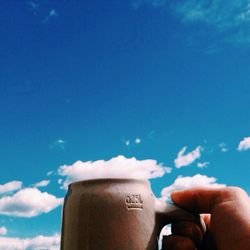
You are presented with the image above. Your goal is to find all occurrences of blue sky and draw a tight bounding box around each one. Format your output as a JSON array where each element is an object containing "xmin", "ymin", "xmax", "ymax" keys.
[{"xmin": 1, "ymin": 0, "xmax": 250, "ymax": 248}]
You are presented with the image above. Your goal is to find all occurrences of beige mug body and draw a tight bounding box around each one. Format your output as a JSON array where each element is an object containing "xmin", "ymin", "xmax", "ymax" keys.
[{"xmin": 60, "ymin": 178, "xmax": 204, "ymax": 250}]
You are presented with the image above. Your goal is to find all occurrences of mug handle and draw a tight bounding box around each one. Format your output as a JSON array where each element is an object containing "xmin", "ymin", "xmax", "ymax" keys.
[{"xmin": 155, "ymin": 198, "xmax": 206, "ymax": 235}]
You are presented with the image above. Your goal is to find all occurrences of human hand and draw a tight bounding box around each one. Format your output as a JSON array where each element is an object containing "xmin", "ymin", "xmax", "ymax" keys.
[{"xmin": 162, "ymin": 187, "xmax": 250, "ymax": 250}]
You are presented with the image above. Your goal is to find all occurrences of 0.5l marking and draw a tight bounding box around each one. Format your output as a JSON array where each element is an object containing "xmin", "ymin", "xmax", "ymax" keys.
[{"xmin": 125, "ymin": 194, "xmax": 143, "ymax": 209}]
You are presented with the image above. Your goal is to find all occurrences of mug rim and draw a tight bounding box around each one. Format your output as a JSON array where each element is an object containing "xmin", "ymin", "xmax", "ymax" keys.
[{"xmin": 68, "ymin": 178, "xmax": 150, "ymax": 189}]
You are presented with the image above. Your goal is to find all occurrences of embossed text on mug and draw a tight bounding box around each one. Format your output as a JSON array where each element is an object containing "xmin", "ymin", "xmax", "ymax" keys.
[{"xmin": 125, "ymin": 194, "xmax": 143, "ymax": 210}]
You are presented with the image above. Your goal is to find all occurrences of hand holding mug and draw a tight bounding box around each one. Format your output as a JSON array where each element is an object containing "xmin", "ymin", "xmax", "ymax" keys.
[
  {"xmin": 61, "ymin": 179, "xmax": 206, "ymax": 250},
  {"xmin": 162, "ymin": 187, "xmax": 250, "ymax": 250}
]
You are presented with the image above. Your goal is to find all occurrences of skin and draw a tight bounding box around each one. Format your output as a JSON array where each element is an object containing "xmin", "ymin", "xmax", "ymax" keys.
[{"xmin": 162, "ymin": 187, "xmax": 250, "ymax": 250}]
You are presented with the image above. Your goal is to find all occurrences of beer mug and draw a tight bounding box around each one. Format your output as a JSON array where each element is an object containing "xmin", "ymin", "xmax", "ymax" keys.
[{"xmin": 61, "ymin": 178, "xmax": 205, "ymax": 250}]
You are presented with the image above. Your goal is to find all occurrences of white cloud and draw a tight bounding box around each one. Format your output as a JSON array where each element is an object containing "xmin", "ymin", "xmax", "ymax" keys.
[
  {"xmin": 43, "ymin": 9, "xmax": 58, "ymax": 23},
  {"xmin": 219, "ymin": 142, "xmax": 229, "ymax": 152},
  {"xmin": 46, "ymin": 171, "xmax": 54, "ymax": 176},
  {"xmin": 161, "ymin": 174, "xmax": 225, "ymax": 199},
  {"xmin": 32, "ymin": 180, "xmax": 50, "ymax": 188},
  {"xmin": 58, "ymin": 179, "xmax": 63, "ymax": 185},
  {"xmin": 49, "ymin": 9, "xmax": 57, "ymax": 17},
  {"xmin": 184, "ymin": 1, "xmax": 250, "ymax": 44},
  {"xmin": 0, "ymin": 188, "xmax": 63, "ymax": 218},
  {"xmin": 49, "ymin": 139, "xmax": 67, "ymax": 150},
  {"xmin": 0, "ymin": 181, "xmax": 22, "ymax": 194},
  {"xmin": 174, "ymin": 1, "xmax": 250, "ymax": 28},
  {"xmin": 125, "ymin": 140, "xmax": 130, "ymax": 146},
  {"xmin": 164, "ymin": 166, "xmax": 172, "ymax": 174},
  {"xmin": 27, "ymin": 1, "xmax": 39, "ymax": 11},
  {"xmin": 133, "ymin": 0, "xmax": 250, "ymax": 44},
  {"xmin": 58, "ymin": 155, "xmax": 171, "ymax": 189},
  {"xmin": 237, "ymin": 137, "xmax": 250, "ymax": 151},
  {"xmin": 135, "ymin": 138, "xmax": 141, "ymax": 144},
  {"xmin": 0, "ymin": 233, "xmax": 60, "ymax": 250},
  {"xmin": 197, "ymin": 161, "xmax": 209, "ymax": 168},
  {"xmin": 0, "ymin": 227, "xmax": 7, "ymax": 236},
  {"xmin": 174, "ymin": 146, "xmax": 202, "ymax": 168},
  {"xmin": 123, "ymin": 138, "xmax": 141, "ymax": 146}
]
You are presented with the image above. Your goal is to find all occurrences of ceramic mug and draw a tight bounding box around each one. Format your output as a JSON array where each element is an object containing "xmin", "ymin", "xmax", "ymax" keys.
[{"xmin": 60, "ymin": 178, "xmax": 205, "ymax": 250}]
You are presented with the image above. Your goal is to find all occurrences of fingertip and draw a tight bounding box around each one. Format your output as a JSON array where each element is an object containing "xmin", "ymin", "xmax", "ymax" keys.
[
  {"xmin": 170, "ymin": 189, "xmax": 195, "ymax": 209},
  {"xmin": 170, "ymin": 190, "xmax": 182, "ymax": 203}
]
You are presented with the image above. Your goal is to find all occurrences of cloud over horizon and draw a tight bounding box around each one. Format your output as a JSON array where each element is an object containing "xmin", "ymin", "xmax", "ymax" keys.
[
  {"xmin": 58, "ymin": 155, "xmax": 172, "ymax": 189},
  {"xmin": 0, "ymin": 188, "xmax": 63, "ymax": 218},
  {"xmin": 0, "ymin": 233, "xmax": 60, "ymax": 250}
]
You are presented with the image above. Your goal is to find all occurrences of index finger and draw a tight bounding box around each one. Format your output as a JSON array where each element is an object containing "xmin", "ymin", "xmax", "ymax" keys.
[{"xmin": 171, "ymin": 186, "xmax": 249, "ymax": 214}]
